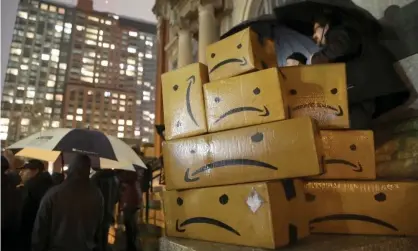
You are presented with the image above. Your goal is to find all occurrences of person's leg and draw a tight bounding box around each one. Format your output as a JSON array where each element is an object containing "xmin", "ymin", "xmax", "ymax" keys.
[
  {"xmin": 349, "ymin": 101, "xmax": 376, "ymax": 129},
  {"xmin": 124, "ymin": 208, "xmax": 138, "ymax": 251}
]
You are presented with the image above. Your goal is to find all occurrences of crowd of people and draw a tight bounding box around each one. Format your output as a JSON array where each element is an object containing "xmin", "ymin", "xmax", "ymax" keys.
[{"xmin": 1, "ymin": 151, "xmax": 147, "ymax": 251}]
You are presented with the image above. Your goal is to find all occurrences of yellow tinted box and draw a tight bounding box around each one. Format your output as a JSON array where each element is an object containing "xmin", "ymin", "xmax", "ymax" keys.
[
  {"xmin": 163, "ymin": 180, "xmax": 309, "ymax": 249},
  {"xmin": 163, "ymin": 117, "xmax": 323, "ymax": 190},
  {"xmin": 305, "ymin": 181, "xmax": 418, "ymax": 236},
  {"xmin": 281, "ymin": 63, "xmax": 349, "ymax": 129},
  {"xmin": 204, "ymin": 68, "xmax": 288, "ymax": 133},
  {"xmin": 309, "ymin": 130, "xmax": 375, "ymax": 180},
  {"xmin": 206, "ymin": 27, "xmax": 277, "ymax": 81},
  {"xmin": 162, "ymin": 63, "xmax": 208, "ymax": 140}
]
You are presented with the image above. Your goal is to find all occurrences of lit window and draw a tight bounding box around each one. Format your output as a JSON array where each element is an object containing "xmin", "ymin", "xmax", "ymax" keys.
[
  {"xmin": 104, "ymin": 91, "xmax": 111, "ymax": 97},
  {"xmin": 101, "ymin": 60, "xmax": 108, "ymax": 66},
  {"xmin": 137, "ymin": 81, "xmax": 142, "ymax": 86},
  {"xmin": 58, "ymin": 8, "xmax": 65, "ymax": 14},
  {"xmin": 88, "ymin": 90, "xmax": 93, "ymax": 95},
  {"xmin": 120, "ymin": 70, "xmax": 125, "ymax": 75},
  {"xmin": 16, "ymin": 99, "xmax": 24, "ymax": 104},
  {"xmin": 51, "ymin": 49, "xmax": 60, "ymax": 56},
  {"xmin": 99, "ymin": 30, "xmax": 104, "ymax": 35},
  {"xmin": 102, "ymin": 43, "xmax": 109, "ymax": 48},
  {"xmin": 51, "ymin": 56, "xmax": 59, "ymax": 62},
  {"xmin": 51, "ymin": 121, "xmax": 60, "ymax": 128},
  {"xmin": 81, "ymin": 76, "xmax": 93, "ymax": 83},
  {"xmin": 112, "ymin": 93, "xmax": 118, "ymax": 98},
  {"xmin": 120, "ymin": 100, "xmax": 126, "ymax": 106},
  {"xmin": 117, "ymin": 132, "xmax": 124, "ymax": 138},
  {"xmin": 85, "ymin": 40, "xmax": 96, "ymax": 46},
  {"xmin": 105, "ymin": 20, "xmax": 112, "ymax": 25},
  {"xmin": 76, "ymin": 116, "xmax": 82, "ymax": 122},
  {"xmin": 26, "ymin": 90, "xmax": 35, "ymax": 98},
  {"xmin": 41, "ymin": 54, "xmax": 50, "ymax": 61},
  {"xmin": 110, "ymin": 44, "xmax": 115, "ymax": 49},
  {"xmin": 136, "ymin": 100, "xmax": 141, "ymax": 105},
  {"xmin": 149, "ymin": 114, "xmax": 155, "ymax": 119},
  {"xmin": 127, "ymin": 120, "xmax": 133, "ymax": 126},
  {"xmin": 0, "ymin": 118, "xmax": 10, "ymax": 125},
  {"xmin": 118, "ymin": 126, "xmax": 124, "ymax": 132},
  {"xmin": 144, "ymin": 82, "xmax": 151, "ymax": 87},
  {"xmin": 66, "ymin": 115, "xmax": 74, "ymax": 120},
  {"xmin": 21, "ymin": 118, "xmax": 30, "ymax": 125},
  {"xmin": 82, "ymin": 57, "xmax": 94, "ymax": 64},
  {"xmin": 127, "ymin": 47, "xmax": 136, "ymax": 53},
  {"xmin": 126, "ymin": 70, "xmax": 135, "ymax": 77},
  {"xmin": 120, "ymin": 94, "xmax": 126, "ymax": 99},
  {"xmin": 111, "ymin": 119, "xmax": 116, "ymax": 124},
  {"xmin": 138, "ymin": 52, "xmax": 144, "ymax": 58},
  {"xmin": 145, "ymin": 41, "xmax": 153, "ymax": 46},
  {"xmin": 143, "ymin": 96, "xmax": 150, "ymax": 101},
  {"xmin": 145, "ymin": 53, "xmax": 152, "ymax": 59},
  {"xmin": 44, "ymin": 107, "xmax": 52, "ymax": 113},
  {"xmin": 47, "ymin": 80, "xmax": 55, "ymax": 87},
  {"xmin": 86, "ymin": 33, "xmax": 97, "ymax": 40},
  {"xmin": 129, "ymin": 31, "xmax": 138, "ymax": 37},
  {"xmin": 143, "ymin": 91, "xmax": 150, "ymax": 96},
  {"xmin": 76, "ymin": 25, "xmax": 85, "ymax": 31},
  {"xmin": 20, "ymin": 64, "xmax": 29, "ymax": 70},
  {"xmin": 119, "ymin": 107, "xmax": 125, "ymax": 112},
  {"xmin": 140, "ymin": 35, "xmax": 145, "ymax": 40},
  {"xmin": 127, "ymin": 59, "xmax": 135, "ymax": 65},
  {"xmin": 64, "ymin": 23, "xmax": 72, "ymax": 29},
  {"xmin": 55, "ymin": 25, "xmax": 63, "ymax": 32},
  {"xmin": 138, "ymin": 66, "xmax": 143, "ymax": 72},
  {"xmin": 45, "ymin": 93, "xmax": 54, "ymax": 100},
  {"xmin": 11, "ymin": 48, "xmax": 22, "ymax": 55},
  {"xmin": 112, "ymin": 99, "xmax": 117, "ymax": 104},
  {"xmin": 134, "ymin": 130, "xmax": 140, "ymax": 136},
  {"xmin": 142, "ymin": 137, "xmax": 149, "ymax": 143},
  {"xmin": 49, "ymin": 5, "xmax": 57, "ymax": 12},
  {"xmin": 25, "ymin": 99, "xmax": 34, "ymax": 105},
  {"xmin": 18, "ymin": 11, "xmax": 28, "ymax": 19},
  {"xmin": 76, "ymin": 108, "xmax": 83, "ymax": 115},
  {"xmin": 81, "ymin": 68, "xmax": 94, "ymax": 77},
  {"xmin": 55, "ymin": 94, "xmax": 63, "ymax": 101},
  {"xmin": 64, "ymin": 28, "xmax": 72, "ymax": 34},
  {"xmin": 119, "ymin": 63, "xmax": 124, "ymax": 69},
  {"xmin": 59, "ymin": 63, "xmax": 67, "ymax": 69},
  {"xmin": 118, "ymin": 119, "xmax": 125, "ymax": 125},
  {"xmin": 113, "ymin": 15, "xmax": 119, "ymax": 20},
  {"xmin": 40, "ymin": 4, "xmax": 48, "ymax": 10},
  {"xmin": 98, "ymin": 42, "xmax": 102, "ymax": 47},
  {"xmin": 0, "ymin": 133, "xmax": 7, "ymax": 140},
  {"xmin": 88, "ymin": 16, "xmax": 99, "ymax": 22}
]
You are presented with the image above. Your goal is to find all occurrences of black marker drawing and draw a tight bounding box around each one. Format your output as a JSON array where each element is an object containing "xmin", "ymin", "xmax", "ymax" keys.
[
  {"xmin": 291, "ymin": 103, "xmax": 344, "ymax": 117},
  {"xmin": 215, "ymin": 106, "xmax": 270, "ymax": 124},
  {"xmin": 184, "ymin": 159, "xmax": 278, "ymax": 182},
  {"xmin": 185, "ymin": 75, "xmax": 199, "ymax": 127},
  {"xmin": 209, "ymin": 58, "xmax": 248, "ymax": 74},
  {"xmin": 324, "ymin": 159, "xmax": 363, "ymax": 172},
  {"xmin": 176, "ymin": 217, "xmax": 241, "ymax": 236},
  {"xmin": 309, "ymin": 214, "xmax": 398, "ymax": 231}
]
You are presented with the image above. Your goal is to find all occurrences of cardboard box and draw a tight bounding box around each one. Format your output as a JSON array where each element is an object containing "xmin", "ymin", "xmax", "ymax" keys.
[
  {"xmin": 163, "ymin": 180, "xmax": 309, "ymax": 249},
  {"xmin": 281, "ymin": 64, "xmax": 349, "ymax": 129},
  {"xmin": 204, "ymin": 68, "xmax": 288, "ymax": 133},
  {"xmin": 161, "ymin": 63, "xmax": 208, "ymax": 140},
  {"xmin": 304, "ymin": 181, "xmax": 418, "ymax": 236},
  {"xmin": 309, "ymin": 130, "xmax": 376, "ymax": 180},
  {"xmin": 206, "ymin": 28, "xmax": 277, "ymax": 81},
  {"xmin": 163, "ymin": 117, "xmax": 323, "ymax": 190}
]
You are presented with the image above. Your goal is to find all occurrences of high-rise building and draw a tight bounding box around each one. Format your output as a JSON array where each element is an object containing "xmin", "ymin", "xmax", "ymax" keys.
[{"xmin": 1, "ymin": 0, "xmax": 157, "ymax": 145}]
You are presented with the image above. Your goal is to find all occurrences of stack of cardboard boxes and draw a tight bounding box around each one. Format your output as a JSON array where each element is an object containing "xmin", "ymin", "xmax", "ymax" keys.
[{"xmin": 160, "ymin": 28, "xmax": 418, "ymax": 249}]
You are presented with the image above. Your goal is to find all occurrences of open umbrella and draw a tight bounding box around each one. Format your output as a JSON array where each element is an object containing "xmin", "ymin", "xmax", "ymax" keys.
[{"xmin": 7, "ymin": 128, "xmax": 146, "ymax": 171}]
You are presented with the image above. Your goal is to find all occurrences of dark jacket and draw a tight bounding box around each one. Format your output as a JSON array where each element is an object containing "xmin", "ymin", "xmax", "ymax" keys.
[
  {"xmin": 119, "ymin": 171, "xmax": 142, "ymax": 210},
  {"xmin": 90, "ymin": 170, "xmax": 119, "ymax": 224},
  {"xmin": 19, "ymin": 171, "xmax": 53, "ymax": 250},
  {"xmin": 311, "ymin": 26, "xmax": 409, "ymax": 104},
  {"xmin": 31, "ymin": 164, "xmax": 104, "ymax": 251}
]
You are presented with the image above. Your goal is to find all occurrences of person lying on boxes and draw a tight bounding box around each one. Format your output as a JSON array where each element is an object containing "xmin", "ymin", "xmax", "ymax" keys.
[{"xmin": 310, "ymin": 13, "xmax": 410, "ymax": 129}]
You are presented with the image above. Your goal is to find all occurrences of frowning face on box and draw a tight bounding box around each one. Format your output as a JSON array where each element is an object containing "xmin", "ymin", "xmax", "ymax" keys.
[
  {"xmin": 281, "ymin": 64, "xmax": 349, "ymax": 129},
  {"xmin": 204, "ymin": 68, "xmax": 287, "ymax": 132}
]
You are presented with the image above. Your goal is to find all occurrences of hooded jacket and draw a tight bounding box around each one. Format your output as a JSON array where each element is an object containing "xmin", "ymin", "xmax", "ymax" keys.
[{"xmin": 31, "ymin": 155, "xmax": 104, "ymax": 251}]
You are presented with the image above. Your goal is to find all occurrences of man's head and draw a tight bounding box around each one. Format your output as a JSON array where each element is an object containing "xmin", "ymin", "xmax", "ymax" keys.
[
  {"xmin": 312, "ymin": 14, "xmax": 332, "ymax": 46},
  {"xmin": 286, "ymin": 52, "xmax": 308, "ymax": 66},
  {"xmin": 20, "ymin": 159, "xmax": 45, "ymax": 183},
  {"xmin": 67, "ymin": 154, "xmax": 91, "ymax": 179}
]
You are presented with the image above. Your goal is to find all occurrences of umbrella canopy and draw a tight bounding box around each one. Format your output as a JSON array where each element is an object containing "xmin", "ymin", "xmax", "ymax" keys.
[
  {"xmin": 273, "ymin": 0, "xmax": 381, "ymax": 36},
  {"xmin": 7, "ymin": 128, "xmax": 146, "ymax": 171}
]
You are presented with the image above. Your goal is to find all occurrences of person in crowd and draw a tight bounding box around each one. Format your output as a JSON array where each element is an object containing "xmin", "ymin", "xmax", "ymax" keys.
[
  {"xmin": 19, "ymin": 159, "xmax": 53, "ymax": 250},
  {"xmin": 310, "ymin": 13, "xmax": 410, "ymax": 129},
  {"xmin": 286, "ymin": 52, "xmax": 308, "ymax": 66},
  {"xmin": 91, "ymin": 169, "xmax": 120, "ymax": 251},
  {"xmin": 2, "ymin": 156, "xmax": 23, "ymax": 251},
  {"xmin": 118, "ymin": 170, "xmax": 143, "ymax": 251},
  {"xmin": 31, "ymin": 154, "xmax": 104, "ymax": 251}
]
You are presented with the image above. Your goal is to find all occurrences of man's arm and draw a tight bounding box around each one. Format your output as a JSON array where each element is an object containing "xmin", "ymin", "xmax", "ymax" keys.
[
  {"xmin": 311, "ymin": 28, "xmax": 360, "ymax": 64},
  {"xmin": 31, "ymin": 193, "xmax": 52, "ymax": 251}
]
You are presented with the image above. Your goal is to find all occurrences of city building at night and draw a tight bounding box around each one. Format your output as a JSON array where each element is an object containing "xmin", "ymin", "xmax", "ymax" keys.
[{"xmin": 1, "ymin": 0, "xmax": 157, "ymax": 145}]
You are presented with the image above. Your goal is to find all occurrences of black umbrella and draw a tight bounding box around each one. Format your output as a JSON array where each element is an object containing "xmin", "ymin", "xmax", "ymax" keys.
[{"xmin": 273, "ymin": 0, "xmax": 381, "ymax": 36}]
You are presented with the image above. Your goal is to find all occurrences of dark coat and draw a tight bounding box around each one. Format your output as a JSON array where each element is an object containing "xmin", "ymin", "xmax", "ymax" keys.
[
  {"xmin": 19, "ymin": 171, "xmax": 53, "ymax": 250},
  {"xmin": 119, "ymin": 171, "xmax": 142, "ymax": 210},
  {"xmin": 311, "ymin": 26, "xmax": 409, "ymax": 104},
  {"xmin": 31, "ymin": 165, "xmax": 104, "ymax": 251},
  {"xmin": 90, "ymin": 170, "xmax": 119, "ymax": 224}
]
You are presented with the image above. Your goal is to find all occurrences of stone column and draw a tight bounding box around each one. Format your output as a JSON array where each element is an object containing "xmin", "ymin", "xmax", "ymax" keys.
[
  {"xmin": 177, "ymin": 29, "xmax": 193, "ymax": 68},
  {"xmin": 198, "ymin": 4, "xmax": 218, "ymax": 64}
]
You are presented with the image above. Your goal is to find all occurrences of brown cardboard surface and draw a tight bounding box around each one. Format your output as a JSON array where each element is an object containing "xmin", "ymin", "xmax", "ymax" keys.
[
  {"xmin": 204, "ymin": 68, "xmax": 288, "ymax": 133},
  {"xmin": 206, "ymin": 28, "xmax": 277, "ymax": 82},
  {"xmin": 163, "ymin": 180, "xmax": 309, "ymax": 249},
  {"xmin": 304, "ymin": 181, "xmax": 418, "ymax": 236},
  {"xmin": 281, "ymin": 64, "xmax": 349, "ymax": 129},
  {"xmin": 163, "ymin": 117, "xmax": 323, "ymax": 190},
  {"xmin": 309, "ymin": 130, "xmax": 376, "ymax": 180},
  {"xmin": 162, "ymin": 63, "xmax": 208, "ymax": 140}
]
